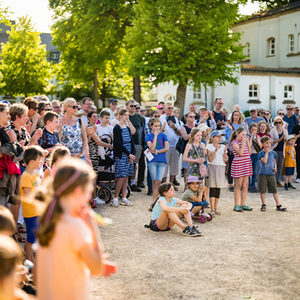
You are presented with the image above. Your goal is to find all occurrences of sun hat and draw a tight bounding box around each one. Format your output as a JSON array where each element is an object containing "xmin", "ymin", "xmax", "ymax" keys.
[
  {"xmin": 187, "ymin": 176, "xmax": 199, "ymax": 184},
  {"xmin": 197, "ymin": 123, "xmax": 212, "ymax": 132},
  {"xmin": 198, "ymin": 106, "xmax": 207, "ymax": 110},
  {"xmin": 286, "ymin": 134, "xmax": 295, "ymax": 141},
  {"xmin": 210, "ymin": 130, "xmax": 222, "ymax": 138},
  {"xmin": 157, "ymin": 104, "xmax": 163, "ymax": 109}
]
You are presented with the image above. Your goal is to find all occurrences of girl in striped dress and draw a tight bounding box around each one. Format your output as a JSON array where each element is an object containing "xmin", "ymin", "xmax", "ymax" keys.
[{"xmin": 230, "ymin": 127, "xmax": 253, "ymax": 212}]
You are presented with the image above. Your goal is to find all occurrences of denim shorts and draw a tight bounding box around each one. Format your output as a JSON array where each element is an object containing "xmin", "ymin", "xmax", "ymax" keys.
[
  {"xmin": 149, "ymin": 220, "xmax": 170, "ymax": 232},
  {"xmin": 24, "ymin": 216, "xmax": 39, "ymax": 244},
  {"xmin": 148, "ymin": 162, "xmax": 166, "ymax": 181},
  {"xmin": 191, "ymin": 201, "xmax": 209, "ymax": 210},
  {"xmin": 285, "ymin": 167, "xmax": 294, "ymax": 176}
]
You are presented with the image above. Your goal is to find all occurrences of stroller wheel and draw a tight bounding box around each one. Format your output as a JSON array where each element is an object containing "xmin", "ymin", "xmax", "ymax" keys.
[
  {"xmin": 199, "ymin": 215, "xmax": 206, "ymax": 223},
  {"xmin": 119, "ymin": 186, "xmax": 131, "ymax": 199},
  {"xmin": 96, "ymin": 186, "xmax": 112, "ymax": 204},
  {"xmin": 206, "ymin": 213, "xmax": 213, "ymax": 221}
]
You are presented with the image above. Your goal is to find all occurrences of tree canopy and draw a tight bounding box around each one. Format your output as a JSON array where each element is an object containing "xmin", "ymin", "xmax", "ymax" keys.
[
  {"xmin": 0, "ymin": 17, "xmax": 51, "ymax": 97},
  {"xmin": 125, "ymin": 0, "xmax": 245, "ymax": 111}
]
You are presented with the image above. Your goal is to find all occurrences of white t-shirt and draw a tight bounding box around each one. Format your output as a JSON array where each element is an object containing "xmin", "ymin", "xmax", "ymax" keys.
[
  {"xmin": 206, "ymin": 143, "xmax": 226, "ymax": 166},
  {"xmin": 96, "ymin": 124, "xmax": 113, "ymax": 158},
  {"xmin": 159, "ymin": 114, "xmax": 181, "ymax": 148}
]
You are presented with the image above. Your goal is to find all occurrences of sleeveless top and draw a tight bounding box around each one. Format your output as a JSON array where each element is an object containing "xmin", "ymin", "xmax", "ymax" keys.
[{"xmin": 61, "ymin": 119, "xmax": 83, "ymax": 155}]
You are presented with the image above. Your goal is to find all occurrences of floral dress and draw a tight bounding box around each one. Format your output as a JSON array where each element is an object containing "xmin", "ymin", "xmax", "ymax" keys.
[
  {"xmin": 187, "ymin": 143, "xmax": 205, "ymax": 181},
  {"xmin": 61, "ymin": 119, "xmax": 83, "ymax": 155}
]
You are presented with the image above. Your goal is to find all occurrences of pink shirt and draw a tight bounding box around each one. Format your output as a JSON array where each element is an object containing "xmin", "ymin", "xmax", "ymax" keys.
[{"xmin": 37, "ymin": 214, "xmax": 93, "ymax": 300}]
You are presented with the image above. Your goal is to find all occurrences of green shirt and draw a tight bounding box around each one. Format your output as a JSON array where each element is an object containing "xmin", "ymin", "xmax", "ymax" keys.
[{"xmin": 182, "ymin": 188, "xmax": 199, "ymax": 203}]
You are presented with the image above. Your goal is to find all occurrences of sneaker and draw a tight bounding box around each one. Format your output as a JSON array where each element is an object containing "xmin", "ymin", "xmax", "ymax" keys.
[
  {"xmin": 182, "ymin": 226, "xmax": 201, "ymax": 237},
  {"xmin": 241, "ymin": 205, "xmax": 253, "ymax": 211},
  {"xmin": 229, "ymin": 187, "xmax": 234, "ymax": 192},
  {"xmin": 261, "ymin": 204, "xmax": 266, "ymax": 212},
  {"xmin": 147, "ymin": 190, "xmax": 153, "ymax": 196},
  {"xmin": 288, "ymin": 183, "xmax": 296, "ymax": 189},
  {"xmin": 131, "ymin": 185, "xmax": 142, "ymax": 192},
  {"xmin": 295, "ymin": 178, "xmax": 300, "ymax": 183},
  {"xmin": 233, "ymin": 205, "xmax": 243, "ymax": 212},
  {"xmin": 173, "ymin": 179, "xmax": 180, "ymax": 186},
  {"xmin": 120, "ymin": 198, "xmax": 133, "ymax": 206},
  {"xmin": 137, "ymin": 183, "xmax": 145, "ymax": 188},
  {"xmin": 214, "ymin": 210, "xmax": 221, "ymax": 215},
  {"xmin": 284, "ymin": 183, "xmax": 289, "ymax": 191},
  {"xmin": 94, "ymin": 197, "xmax": 105, "ymax": 205},
  {"xmin": 110, "ymin": 198, "xmax": 119, "ymax": 207},
  {"xmin": 191, "ymin": 226, "xmax": 202, "ymax": 236}
]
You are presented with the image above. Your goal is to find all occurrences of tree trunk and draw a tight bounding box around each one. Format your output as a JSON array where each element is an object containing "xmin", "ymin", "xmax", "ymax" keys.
[
  {"xmin": 93, "ymin": 69, "xmax": 99, "ymax": 108},
  {"xmin": 133, "ymin": 76, "xmax": 141, "ymax": 103},
  {"xmin": 175, "ymin": 82, "xmax": 187, "ymax": 117}
]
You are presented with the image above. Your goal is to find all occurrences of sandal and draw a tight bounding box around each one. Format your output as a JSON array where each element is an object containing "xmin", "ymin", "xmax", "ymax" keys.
[
  {"xmin": 14, "ymin": 232, "xmax": 26, "ymax": 243},
  {"xmin": 233, "ymin": 205, "xmax": 243, "ymax": 212},
  {"xmin": 17, "ymin": 224, "xmax": 26, "ymax": 233},
  {"xmin": 276, "ymin": 205, "xmax": 287, "ymax": 212},
  {"xmin": 261, "ymin": 204, "xmax": 266, "ymax": 212},
  {"xmin": 241, "ymin": 205, "xmax": 253, "ymax": 211}
]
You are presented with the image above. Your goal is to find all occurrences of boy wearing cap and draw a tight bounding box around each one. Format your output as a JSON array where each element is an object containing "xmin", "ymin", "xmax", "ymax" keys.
[
  {"xmin": 182, "ymin": 179, "xmax": 209, "ymax": 217},
  {"xmin": 284, "ymin": 135, "xmax": 296, "ymax": 190},
  {"xmin": 107, "ymin": 99, "xmax": 118, "ymax": 121},
  {"xmin": 258, "ymin": 136, "xmax": 287, "ymax": 211}
]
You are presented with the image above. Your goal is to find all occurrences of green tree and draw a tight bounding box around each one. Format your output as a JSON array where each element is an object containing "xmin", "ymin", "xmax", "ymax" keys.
[
  {"xmin": 49, "ymin": 0, "xmax": 134, "ymax": 105},
  {"xmin": 253, "ymin": 0, "xmax": 298, "ymax": 9},
  {"xmin": 126, "ymin": 0, "xmax": 245, "ymax": 112},
  {"xmin": 0, "ymin": 16, "xmax": 51, "ymax": 97}
]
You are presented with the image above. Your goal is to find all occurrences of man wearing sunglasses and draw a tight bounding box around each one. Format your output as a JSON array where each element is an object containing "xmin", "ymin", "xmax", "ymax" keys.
[
  {"xmin": 283, "ymin": 105, "xmax": 299, "ymax": 134},
  {"xmin": 126, "ymin": 100, "xmax": 145, "ymax": 192},
  {"xmin": 79, "ymin": 97, "xmax": 94, "ymax": 127},
  {"xmin": 244, "ymin": 106, "xmax": 264, "ymax": 128}
]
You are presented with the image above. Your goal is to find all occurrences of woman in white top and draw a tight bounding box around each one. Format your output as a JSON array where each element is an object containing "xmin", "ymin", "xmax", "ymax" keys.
[{"xmin": 206, "ymin": 130, "xmax": 228, "ymax": 215}]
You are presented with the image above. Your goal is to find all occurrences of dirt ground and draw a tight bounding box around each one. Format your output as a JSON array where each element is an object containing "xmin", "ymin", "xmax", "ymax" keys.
[{"xmin": 90, "ymin": 179, "xmax": 300, "ymax": 300}]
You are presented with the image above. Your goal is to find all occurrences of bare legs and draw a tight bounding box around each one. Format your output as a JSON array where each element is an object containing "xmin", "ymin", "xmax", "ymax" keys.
[
  {"xmin": 234, "ymin": 176, "xmax": 249, "ymax": 206},
  {"xmin": 114, "ymin": 177, "xmax": 128, "ymax": 198},
  {"xmin": 152, "ymin": 180, "xmax": 161, "ymax": 203}
]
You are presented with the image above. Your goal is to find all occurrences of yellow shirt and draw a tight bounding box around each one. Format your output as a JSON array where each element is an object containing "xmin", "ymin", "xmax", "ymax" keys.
[
  {"xmin": 284, "ymin": 145, "xmax": 296, "ymax": 168},
  {"xmin": 20, "ymin": 171, "xmax": 40, "ymax": 218}
]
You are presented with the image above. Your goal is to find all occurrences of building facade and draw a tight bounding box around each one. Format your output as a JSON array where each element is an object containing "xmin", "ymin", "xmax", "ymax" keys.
[{"xmin": 157, "ymin": 2, "xmax": 300, "ymax": 115}]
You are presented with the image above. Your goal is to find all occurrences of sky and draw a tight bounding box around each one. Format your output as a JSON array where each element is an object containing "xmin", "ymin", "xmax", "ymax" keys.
[{"xmin": 1, "ymin": 0, "xmax": 261, "ymax": 33}]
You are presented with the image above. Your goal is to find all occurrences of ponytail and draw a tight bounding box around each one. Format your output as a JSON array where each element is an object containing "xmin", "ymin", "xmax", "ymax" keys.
[{"xmin": 230, "ymin": 127, "xmax": 245, "ymax": 143}]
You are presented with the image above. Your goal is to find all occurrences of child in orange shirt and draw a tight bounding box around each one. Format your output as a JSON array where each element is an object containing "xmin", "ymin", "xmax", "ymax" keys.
[
  {"xmin": 20, "ymin": 146, "xmax": 44, "ymax": 262},
  {"xmin": 284, "ymin": 135, "xmax": 296, "ymax": 190},
  {"xmin": 36, "ymin": 158, "xmax": 117, "ymax": 300}
]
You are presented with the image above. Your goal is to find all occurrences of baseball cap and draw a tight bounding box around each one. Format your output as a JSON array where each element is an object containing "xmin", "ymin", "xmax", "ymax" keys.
[
  {"xmin": 109, "ymin": 99, "xmax": 118, "ymax": 104},
  {"xmin": 286, "ymin": 134, "xmax": 295, "ymax": 141},
  {"xmin": 249, "ymin": 106, "xmax": 257, "ymax": 111},
  {"xmin": 198, "ymin": 106, "xmax": 207, "ymax": 110},
  {"xmin": 157, "ymin": 104, "xmax": 163, "ymax": 109},
  {"xmin": 210, "ymin": 130, "xmax": 222, "ymax": 138},
  {"xmin": 1, "ymin": 100, "xmax": 11, "ymax": 107}
]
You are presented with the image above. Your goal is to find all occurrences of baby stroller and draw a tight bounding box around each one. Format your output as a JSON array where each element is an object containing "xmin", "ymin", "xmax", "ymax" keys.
[{"xmin": 95, "ymin": 134, "xmax": 131, "ymax": 203}]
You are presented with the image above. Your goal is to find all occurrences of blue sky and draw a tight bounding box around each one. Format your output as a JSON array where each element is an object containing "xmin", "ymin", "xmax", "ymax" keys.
[{"xmin": 2, "ymin": 0, "xmax": 261, "ymax": 33}]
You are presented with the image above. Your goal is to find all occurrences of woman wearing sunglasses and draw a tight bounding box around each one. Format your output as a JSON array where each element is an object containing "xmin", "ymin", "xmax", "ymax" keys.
[
  {"xmin": 270, "ymin": 116, "xmax": 288, "ymax": 187},
  {"xmin": 59, "ymin": 98, "xmax": 88, "ymax": 159}
]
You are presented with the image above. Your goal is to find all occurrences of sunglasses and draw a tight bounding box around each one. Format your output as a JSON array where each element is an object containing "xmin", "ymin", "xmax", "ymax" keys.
[
  {"xmin": 287, "ymin": 108, "xmax": 293, "ymax": 110},
  {"xmin": 32, "ymin": 107, "xmax": 38, "ymax": 111},
  {"xmin": 167, "ymin": 107, "xmax": 173, "ymax": 110},
  {"xmin": 278, "ymin": 113, "xmax": 284, "ymax": 116},
  {"xmin": 111, "ymin": 102, "xmax": 117, "ymax": 105},
  {"xmin": 153, "ymin": 115, "xmax": 159, "ymax": 118},
  {"xmin": 188, "ymin": 115, "xmax": 195, "ymax": 118},
  {"xmin": 130, "ymin": 105, "xmax": 137, "ymax": 108},
  {"xmin": 69, "ymin": 105, "xmax": 78, "ymax": 109},
  {"xmin": 43, "ymin": 108, "xmax": 52, "ymax": 111},
  {"xmin": 274, "ymin": 122, "xmax": 282, "ymax": 125}
]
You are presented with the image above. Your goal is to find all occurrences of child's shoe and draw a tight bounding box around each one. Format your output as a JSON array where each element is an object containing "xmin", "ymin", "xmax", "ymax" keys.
[
  {"xmin": 241, "ymin": 205, "xmax": 253, "ymax": 211},
  {"xmin": 120, "ymin": 198, "xmax": 133, "ymax": 206},
  {"xmin": 182, "ymin": 226, "xmax": 201, "ymax": 237},
  {"xmin": 110, "ymin": 198, "xmax": 119, "ymax": 207},
  {"xmin": 284, "ymin": 183, "xmax": 289, "ymax": 191},
  {"xmin": 214, "ymin": 210, "xmax": 221, "ymax": 215},
  {"xmin": 276, "ymin": 205, "xmax": 287, "ymax": 212},
  {"xmin": 233, "ymin": 205, "xmax": 243, "ymax": 212},
  {"xmin": 260, "ymin": 204, "xmax": 266, "ymax": 212},
  {"xmin": 288, "ymin": 183, "xmax": 296, "ymax": 189}
]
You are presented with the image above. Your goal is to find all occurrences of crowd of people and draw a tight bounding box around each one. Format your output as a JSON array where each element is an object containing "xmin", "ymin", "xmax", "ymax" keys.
[{"xmin": 0, "ymin": 94, "xmax": 299, "ymax": 299}]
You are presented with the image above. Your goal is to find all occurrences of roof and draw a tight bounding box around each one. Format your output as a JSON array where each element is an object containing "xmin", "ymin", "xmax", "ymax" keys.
[
  {"xmin": 236, "ymin": 1, "xmax": 300, "ymax": 25},
  {"xmin": 241, "ymin": 64, "xmax": 300, "ymax": 74}
]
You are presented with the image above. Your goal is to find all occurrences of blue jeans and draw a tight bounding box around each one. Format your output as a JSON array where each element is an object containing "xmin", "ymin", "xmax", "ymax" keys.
[
  {"xmin": 249, "ymin": 153, "xmax": 258, "ymax": 188},
  {"xmin": 148, "ymin": 162, "xmax": 166, "ymax": 181}
]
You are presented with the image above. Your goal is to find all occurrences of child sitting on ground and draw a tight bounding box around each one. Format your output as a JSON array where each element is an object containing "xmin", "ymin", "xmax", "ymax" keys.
[
  {"xmin": 20, "ymin": 146, "xmax": 44, "ymax": 262},
  {"xmin": 148, "ymin": 183, "xmax": 202, "ymax": 237},
  {"xmin": 258, "ymin": 136, "xmax": 287, "ymax": 212},
  {"xmin": 284, "ymin": 135, "xmax": 296, "ymax": 190},
  {"xmin": 182, "ymin": 178, "xmax": 209, "ymax": 218}
]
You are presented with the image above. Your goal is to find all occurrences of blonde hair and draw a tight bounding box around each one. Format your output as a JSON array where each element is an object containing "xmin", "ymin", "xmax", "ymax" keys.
[
  {"xmin": 63, "ymin": 97, "xmax": 76, "ymax": 111},
  {"xmin": 189, "ymin": 128, "xmax": 201, "ymax": 143},
  {"xmin": 0, "ymin": 207, "xmax": 16, "ymax": 235},
  {"xmin": 9, "ymin": 103, "xmax": 28, "ymax": 121},
  {"xmin": 37, "ymin": 158, "xmax": 95, "ymax": 247}
]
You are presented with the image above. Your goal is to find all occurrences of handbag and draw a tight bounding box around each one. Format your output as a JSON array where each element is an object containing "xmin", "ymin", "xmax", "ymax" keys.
[{"xmin": 175, "ymin": 137, "xmax": 185, "ymax": 154}]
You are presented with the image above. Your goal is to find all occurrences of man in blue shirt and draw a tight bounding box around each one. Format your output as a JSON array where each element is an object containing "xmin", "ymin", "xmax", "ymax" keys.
[
  {"xmin": 212, "ymin": 97, "xmax": 226, "ymax": 129},
  {"xmin": 244, "ymin": 106, "xmax": 264, "ymax": 127},
  {"xmin": 283, "ymin": 105, "xmax": 298, "ymax": 134}
]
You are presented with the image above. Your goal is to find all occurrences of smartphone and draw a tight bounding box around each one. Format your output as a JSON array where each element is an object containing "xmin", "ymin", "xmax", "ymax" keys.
[{"xmin": 166, "ymin": 116, "xmax": 176, "ymax": 124}]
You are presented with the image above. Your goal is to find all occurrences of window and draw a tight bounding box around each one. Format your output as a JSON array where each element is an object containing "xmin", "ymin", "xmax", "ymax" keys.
[
  {"xmin": 193, "ymin": 88, "xmax": 201, "ymax": 100},
  {"xmin": 288, "ymin": 34, "xmax": 294, "ymax": 53},
  {"xmin": 164, "ymin": 94, "xmax": 175, "ymax": 102},
  {"xmin": 249, "ymin": 84, "xmax": 259, "ymax": 100},
  {"xmin": 267, "ymin": 38, "xmax": 275, "ymax": 56},
  {"xmin": 243, "ymin": 43, "xmax": 250, "ymax": 57},
  {"xmin": 284, "ymin": 85, "xmax": 294, "ymax": 101},
  {"xmin": 51, "ymin": 52, "xmax": 59, "ymax": 59}
]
